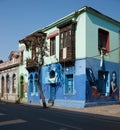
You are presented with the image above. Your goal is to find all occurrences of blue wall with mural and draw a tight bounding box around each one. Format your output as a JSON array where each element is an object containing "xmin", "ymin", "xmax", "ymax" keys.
[
  {"xmin": 86, "ymin": 58, "xmax": 119, "ymax": 104},
  {"xmin": 28, "ymin": 61, "xmax": 86, "ymax": 108},
  {"xmin": 41, "ymin": 62, "xmax": 86, "ymax": 108},
  {"xmin": 27, "ymin": 58, "xmax": 119, "ymax": 107}
]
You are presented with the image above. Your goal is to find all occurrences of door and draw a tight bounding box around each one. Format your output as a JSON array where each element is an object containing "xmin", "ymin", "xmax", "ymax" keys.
[
  {"xmin": 49, "ymin": 84, "xmax": 56, "ymax": 101},
  {"xmin": 98, "ymin": 71, "xmax": 109, "ymax": 96},
  {"xmin": 1, "ymin": 77, "xmax": 4, "ymax": 97}
]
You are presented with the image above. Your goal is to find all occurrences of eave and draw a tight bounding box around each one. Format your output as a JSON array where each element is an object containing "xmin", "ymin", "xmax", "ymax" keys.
[
  {"xmin": 41, "ymin": 6, "xmax": 120, "ymax": 32},
  {"xmin": 86, "ymin": 7, "xmax": 120, "ymax": 27},
  {"xmin": 19, "ymin": 6, "xmax": 120, "ymax": 44},
  {"xmin": 19, "ymin": 31, "xmax": 46, "ymax": 44}
]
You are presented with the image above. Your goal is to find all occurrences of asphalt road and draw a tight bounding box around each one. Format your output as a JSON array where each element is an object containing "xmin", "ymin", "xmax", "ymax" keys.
[{"xmin": 0, "ymin": 102, "xmax": 120, "ymax": 130}]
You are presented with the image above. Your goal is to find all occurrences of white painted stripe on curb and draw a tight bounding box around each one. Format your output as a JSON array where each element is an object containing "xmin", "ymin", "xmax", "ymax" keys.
[
  {"xmin": 0, "ymin": 113, "xmax": 6, "ymax": 116},
  {"xmin": 0, "ymin": 119, "xmax": 27, "ymax": 126},
  {"xmin": 39, "ymin": 118, "xmax": 83, "ymax": 130}
]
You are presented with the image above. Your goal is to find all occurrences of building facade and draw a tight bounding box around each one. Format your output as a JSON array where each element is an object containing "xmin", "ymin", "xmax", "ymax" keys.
[
  {"xmin": 19, "ymin": 6, "xmax": 120, "ymax": 108},
  {"xmin": 0, "ymin": 51, "xmax": 20, "ymax": 102},
  {"xmin": 18, "ymin": 44, "xmax": 29, "ymax": 102}
]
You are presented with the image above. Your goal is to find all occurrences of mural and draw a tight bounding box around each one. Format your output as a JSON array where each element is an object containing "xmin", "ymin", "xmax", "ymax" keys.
[
  {"xmin": 27, "ymin": 63, "xmax": 64, "ymax": 104},
  {"xmin": 27, "ymin": 61, "xmax": 119, "ymax": 106},
  {"xmin": 47, "ymin": 63, "xmax": 64, "ymax": 103},
  {"xmin": 48, "ymin": 63, "xmax": 64, "ymax": 85},
  {"xmin": 110, "ymin": 71, "xmax": 119, "ymax": 99},
  {"xmin": 86, "ymin": 68, "xmax": 119, "ymax": 102},
  {"xmin": 86, "ymin": 68, "xmax": 100, "ymax": 99}
]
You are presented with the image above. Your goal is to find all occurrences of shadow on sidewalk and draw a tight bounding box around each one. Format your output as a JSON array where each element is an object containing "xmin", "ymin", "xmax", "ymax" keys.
[{"xmin": 1, "ymin": 100, "xmax": 120, "ymax": 122}]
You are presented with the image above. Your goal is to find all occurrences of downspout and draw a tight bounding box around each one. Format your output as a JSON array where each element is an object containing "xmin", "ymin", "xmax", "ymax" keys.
[{"xmin": 100, "ymin": 50, "xmax": 104, "ymax": 70}]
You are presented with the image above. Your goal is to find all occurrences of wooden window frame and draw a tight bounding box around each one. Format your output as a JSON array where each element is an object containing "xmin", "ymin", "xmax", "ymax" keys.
[
  {"xmin": 98, "ymin": 28, "xmax": 110, "ymax": 54},
  {"xmin": 60, "ymin": 25, "xmax": 72, "ymax": 49},
  {"xmin": 59, "ymin": 21, "xmax": 76, "ymax": 63},
  {"xmin": 50, "ymin": 37, "xmax": 56, "ymax": 56}
]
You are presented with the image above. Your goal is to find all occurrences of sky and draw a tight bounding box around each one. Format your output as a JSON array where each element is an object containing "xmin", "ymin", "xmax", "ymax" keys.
[{"xmin": 0, "ymin": 0, "xmax": 120, "ymax": 61}]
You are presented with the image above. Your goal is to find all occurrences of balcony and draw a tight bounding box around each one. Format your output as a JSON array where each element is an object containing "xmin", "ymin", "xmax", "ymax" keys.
[{"xmin": 26, "ymin": 59, "xmax": 38, "ymax": 72}]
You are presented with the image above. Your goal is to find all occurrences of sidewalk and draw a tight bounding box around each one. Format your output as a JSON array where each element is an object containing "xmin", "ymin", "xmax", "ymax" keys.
[
  {"xmin": 52, "ymin": 104, "xmax": 120, "ymax": 118},
  {"xmin": 1, "ymin": 100, "xmax": 120, "ymax": 118}
]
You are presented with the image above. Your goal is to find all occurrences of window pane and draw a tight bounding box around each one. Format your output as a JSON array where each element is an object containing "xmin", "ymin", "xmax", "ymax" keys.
[
  {"xmin": 63, "ymin": 31, "xmax": 67, "ymax": 47},
  {"xmin": 98, "ymin": 29, "xmax": 109, "ymax": 54},
  {"xmin": 65, "ymin": 74, "xmax": 73, "ymax": 95},
  {"xmin": 60, "ymin": 33, "xmax": 63, "ymax": 49},
  {"xmin": 29, "ymin": 75, "xmax": 33, "ymax": 93},
  {"xmin": 59, "ymin": 23, "xmax": 75, "ymax": 62},
  {"xmin": 67, "ymin": 30, "xmax": 71, "ymax": 45},
  {"xmin": 50, "ymin": 37, "xmax": 56, "ymax": 55}
]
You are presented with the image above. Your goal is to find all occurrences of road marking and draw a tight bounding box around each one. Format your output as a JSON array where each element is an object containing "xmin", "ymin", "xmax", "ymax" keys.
[
  {"xmin": 39, "ymin": 118, "xmax": 83, "ymax": 130},
  {"xmin": 0, "ymin": 113, "xmax": 6, "ymax": 116},
  {"xmin": 0, "ymin": 119, "xmax": 27, "ymax": 126}
]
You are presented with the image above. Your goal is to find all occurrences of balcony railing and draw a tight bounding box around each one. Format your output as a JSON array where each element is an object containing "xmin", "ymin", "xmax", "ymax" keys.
[{"xmin": 26, "ymin": 59, "xmax": 38, "ymax": 72}]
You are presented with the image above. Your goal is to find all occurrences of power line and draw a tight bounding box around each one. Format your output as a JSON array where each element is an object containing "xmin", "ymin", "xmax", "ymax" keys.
[{"xmin": 88, "ymin": 46, "xmax": 120, "ymax": 59}]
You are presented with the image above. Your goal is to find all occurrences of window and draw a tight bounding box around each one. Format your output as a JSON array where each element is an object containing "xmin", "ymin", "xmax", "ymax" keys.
[
  {"xmin": 65, "ymin": 74, "xmax": 73, "ymax": 95},
  {"xmin": 58, "ymin": 21, "xmax": 76, "ymax": 62},
  {"xmin": 60, "ymin": 25, "xmax": 72, "ymax": 49},
  {"xmin": 98, "ymin": 28, "xmax": 110, "ymax": 54},
  {"xmin": 12, "ymin": 74, "xmax": 16, "ymax": 93},
  {"xmin": 29, "ymin": 75, "xmax": 33, "ymax": 93},
  {"xmin": 1, "ymin": 76, "xmax": 4, "ymax": 97},
  {"xmin": 20, "ymin": 51, "xmax": 23, "ymax": 65},
  {"xmin": 6, "ymin": 75, "xmax": 10, "ymax": 93},
  {"xmin": 49, "ymin": 70, "xmax": 55, "ymax": 78},
  {"xmin": 34, "ymin": 74, "xmax": 38, "ymax": 93},
  {"xmin": 20, "ymin": 76, "xmax": 24, "ymax": 98},
  {"xmin": 60, "ymin": 33, "xmax": 63, "ymax": 49},
  {"xmin": 50, "ymin": 37, "xmax": 56, "ymax": 56}
]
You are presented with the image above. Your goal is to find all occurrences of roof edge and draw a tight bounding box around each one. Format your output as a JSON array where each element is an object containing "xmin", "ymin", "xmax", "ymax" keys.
[{"xmin": 19, "ymin": 6, "xmax": 120, "ymax": 42}]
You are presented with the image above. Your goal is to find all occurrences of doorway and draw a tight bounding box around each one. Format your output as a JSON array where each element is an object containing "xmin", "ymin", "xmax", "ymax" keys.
[
  {"xmin": 1, "ymin": 76, "xmax": 4, "ymax": 97},
  {"xmin": 49, "ymin": 84, "xmax": 56, "ymax": 103},
  {"xmin": 98, "ymin": 70, "xmax": 110, "ymax": 96},
  {"xmin": 20, "ymin": 76, "xmax": 24, "ymax": 98}
]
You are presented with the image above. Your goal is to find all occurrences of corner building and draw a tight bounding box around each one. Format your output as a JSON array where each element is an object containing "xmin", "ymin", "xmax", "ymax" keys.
[{"xmin": 19, "ymin": 6, "xmax": 120, "ymax": 108}]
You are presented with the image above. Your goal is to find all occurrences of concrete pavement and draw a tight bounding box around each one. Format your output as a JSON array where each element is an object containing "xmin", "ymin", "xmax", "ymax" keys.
[
  {"xmin": 1, "ymin": 100, "xmax": 120, "ymax": 118},
  {"xmin": 52, "ymin": 104, "xmax": 120, "ymax": 118}
]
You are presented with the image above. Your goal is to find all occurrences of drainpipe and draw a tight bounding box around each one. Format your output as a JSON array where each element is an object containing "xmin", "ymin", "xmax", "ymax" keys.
[{"xmin": 100, "ymin": 50, "xmax": 104, "ymax": 70}]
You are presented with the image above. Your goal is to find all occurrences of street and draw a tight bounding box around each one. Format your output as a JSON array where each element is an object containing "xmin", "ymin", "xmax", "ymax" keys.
[{"xmin": 0, "ymin": 102, "xmax": 120, "ymax": 130}]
